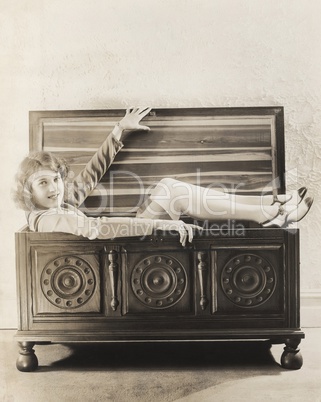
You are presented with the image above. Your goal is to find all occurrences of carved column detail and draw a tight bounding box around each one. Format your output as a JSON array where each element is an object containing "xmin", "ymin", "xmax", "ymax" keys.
[
  {"xmin": 107, "ymin": 249, "xmax": 119, "ymax": 311},
  {"xmin": 197, "ymin": 251, "xmax": 209, "ymax": 311}
]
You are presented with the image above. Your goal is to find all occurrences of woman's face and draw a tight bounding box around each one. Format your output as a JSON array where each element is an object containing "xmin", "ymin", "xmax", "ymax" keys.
[{"xmin": 29, "ymin": 169, "xmax": 64, "ymax": 209}]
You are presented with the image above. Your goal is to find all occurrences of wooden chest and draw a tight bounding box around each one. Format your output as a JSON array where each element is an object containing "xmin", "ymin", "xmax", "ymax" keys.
[{"xmin": 15, "ymin": 107, "xmax": 304, "ymax": 371}]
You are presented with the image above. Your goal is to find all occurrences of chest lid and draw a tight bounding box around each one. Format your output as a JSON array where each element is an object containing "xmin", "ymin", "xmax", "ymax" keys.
[{"xmin": 30, "ymin": 107, "xmax": 285, "ymax": 217}]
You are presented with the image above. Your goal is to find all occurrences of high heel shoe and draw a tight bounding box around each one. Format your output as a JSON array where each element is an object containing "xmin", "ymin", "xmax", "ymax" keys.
[
  {"xmin": 271, "ymin": 187, "xmax": 307, "ymax": 206},
  {"xmin": 262, "ymin": 196, "xmax": 314, "ymax": 228}
]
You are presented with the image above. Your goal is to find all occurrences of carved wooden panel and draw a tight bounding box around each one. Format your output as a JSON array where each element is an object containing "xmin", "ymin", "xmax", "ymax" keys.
[
  {"xmin": 214, "ymin": 246, "xmax": 284, "ymax": 314},
  {"xmin": 40, "ymin": 255, "xmax": 96, "ymax": 309},
  {"xmin": 220, "ymin": 253, "xmax": 277, "ymax": 308},
  {"xmin": 130, "ymin": 254, "xmax": 187, "ymax": 309},
  {"xmin": 123, "ymin": 247, "xmax": 194, "ymax": 315},
  {"xmin": 31, "ymin": 245, "xmax": 102, "ymax": 315}
]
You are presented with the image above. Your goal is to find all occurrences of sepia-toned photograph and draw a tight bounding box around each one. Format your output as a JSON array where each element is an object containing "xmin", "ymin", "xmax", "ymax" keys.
[{"xmin": 1, "ymin": 1, "xmax": 320, "ymax": 401}]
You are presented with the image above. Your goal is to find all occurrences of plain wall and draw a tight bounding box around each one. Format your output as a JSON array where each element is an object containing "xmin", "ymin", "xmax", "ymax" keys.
[{"xmin": 1, "ymin": 0, "xmax": 320, "ymax": 328}]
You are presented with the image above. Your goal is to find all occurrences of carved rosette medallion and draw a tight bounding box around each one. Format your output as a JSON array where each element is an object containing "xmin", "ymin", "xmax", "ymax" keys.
[
  {"xmin": 131, "ymin": 255, "xmax": 187, "ymax": 309},
  {"xmin": 221, "ymin": 254, "xmax": 276, "ymax": 307},
  {"xmin": 41, "ymin": 256, "xmax": 96, "ymax": 309}
]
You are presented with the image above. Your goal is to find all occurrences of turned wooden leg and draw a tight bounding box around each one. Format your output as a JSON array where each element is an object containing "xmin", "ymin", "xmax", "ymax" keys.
[
  {"xmin": 16, "ymin": 342, "xmax": 38, "ymax": 372},
  {"xmin": 281, "ymin": 338, "xmax": 303, "ymax": 370}
]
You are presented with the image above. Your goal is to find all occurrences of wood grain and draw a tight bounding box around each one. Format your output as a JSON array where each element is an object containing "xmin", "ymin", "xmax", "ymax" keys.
[{"xmin": 31, "ymin": 109, "xmax": 283, "ymax": 216}]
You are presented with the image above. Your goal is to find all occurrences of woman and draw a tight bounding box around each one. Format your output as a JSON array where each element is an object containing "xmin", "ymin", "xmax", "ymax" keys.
[{"xmin": 13, "ymin": 107, "xmax": 313, "ymax": 246}]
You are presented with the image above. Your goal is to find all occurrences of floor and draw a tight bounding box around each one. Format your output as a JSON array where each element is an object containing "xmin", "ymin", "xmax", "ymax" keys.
[{"xmin": 1, "ymin": 328, "xmax": 320, "ymax": 402}]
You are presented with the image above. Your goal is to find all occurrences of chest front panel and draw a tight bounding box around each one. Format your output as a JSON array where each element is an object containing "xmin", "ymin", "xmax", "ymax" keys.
[{"xmin": 16, "ymin": 228, "xmax": 298, "ymax": 334}]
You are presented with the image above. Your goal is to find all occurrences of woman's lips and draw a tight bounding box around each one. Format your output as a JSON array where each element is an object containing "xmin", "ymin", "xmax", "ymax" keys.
[{"xmin": 48, "ymin": 193, "xmax": 59, "ymax": 199}]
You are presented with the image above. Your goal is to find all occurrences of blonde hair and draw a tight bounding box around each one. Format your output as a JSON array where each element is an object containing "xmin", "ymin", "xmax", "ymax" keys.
[{"xmin": 13, "ymin": 152, "xmax": 69, "ymax": 211}]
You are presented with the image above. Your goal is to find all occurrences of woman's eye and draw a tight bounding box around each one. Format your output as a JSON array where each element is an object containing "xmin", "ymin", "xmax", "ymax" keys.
[{"xmin": 39, "ymin": 181, "xmax": 47, "ymax": 186}]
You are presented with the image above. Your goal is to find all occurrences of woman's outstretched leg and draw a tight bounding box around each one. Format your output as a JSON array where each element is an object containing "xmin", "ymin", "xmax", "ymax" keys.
[{"xmin": 136, "ymin": 178, "xmax": 279, "ymax": 223}]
